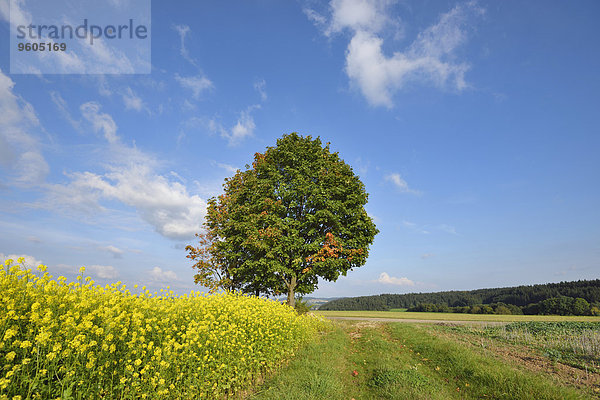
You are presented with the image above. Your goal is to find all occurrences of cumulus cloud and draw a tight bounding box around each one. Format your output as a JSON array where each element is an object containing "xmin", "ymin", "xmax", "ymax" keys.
[
  {"xmin": 100, "ymin": 245, "xmax": 124, "ymax": 258},
  {"xmin": 385, "ymin": 173, "xmax": 421, "ymax": 195},
  {"xmin": 45, "ymin": 155, "xmax": 208, "ymax": 240},
  {"xmin": 209, "ymin": 105, "xmax": 260, "ymax": 146},
  {"xmin": 307, "ymin": 0, "xmax": 483, "ymax": 107},
  {"xmin": 87, "ymin": 265, "xmax": 119, "ymax": 279},
  {"xmin": 0, "ymin": 253, "xmax": 43, "ymax": 269},
  {"xmin": 149, "ymin": 266, "xmax": 180, "ymax": 283},
  {"xmin": 175, "ymin": 74, "xmax": 214, "ymax": 99},
  {"xmin": 0, "ymin": 69, "xmax": 49, "ymax": 185},
  {"xmin": 325, "ymin": 0, "xmax": 396, "ymax": 36},
  {"xmin": 378, "ymin": 272, "xmax": 414, "ymax": 286},
  {"xmin": 41, "ymin": 103, "xmax": 208, "ymax": 240}
]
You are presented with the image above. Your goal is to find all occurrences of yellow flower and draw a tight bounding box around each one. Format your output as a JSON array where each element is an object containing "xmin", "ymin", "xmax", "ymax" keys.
[{"xmin": 5, "ymin": 352, "xmax": 16, "ymax": 362}]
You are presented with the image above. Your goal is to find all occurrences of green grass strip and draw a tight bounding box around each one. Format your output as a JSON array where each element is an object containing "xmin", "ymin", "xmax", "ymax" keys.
[
  {"xmin": 248, "ymin": 326, "xmax": 355, "ymax": 400},
  {"xmin": 386, "ymin": 323, "xmax": 591, "ymax": 400}
]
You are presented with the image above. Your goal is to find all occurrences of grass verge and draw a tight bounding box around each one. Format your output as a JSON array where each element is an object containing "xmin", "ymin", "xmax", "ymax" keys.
[{"xmin": 249, "ymin": 321, "xmax": 595, "ymax": 399}]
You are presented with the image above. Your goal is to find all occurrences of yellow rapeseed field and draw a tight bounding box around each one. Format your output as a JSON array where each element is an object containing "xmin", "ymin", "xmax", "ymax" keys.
[{"xmin": 0, "ymin": 258, "xmax": 330, "ymax": 399}]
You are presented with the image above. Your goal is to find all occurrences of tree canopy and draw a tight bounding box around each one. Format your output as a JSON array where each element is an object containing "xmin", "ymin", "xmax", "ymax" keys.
[{"xmin": 186, "ymin": 133, "xmax": 378, "ymax": 306}]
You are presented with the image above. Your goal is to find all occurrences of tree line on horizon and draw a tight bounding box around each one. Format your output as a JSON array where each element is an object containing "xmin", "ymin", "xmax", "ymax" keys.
[{"xmin": 318, "ymin": 279, "xmax": 600, "ymax": 316}]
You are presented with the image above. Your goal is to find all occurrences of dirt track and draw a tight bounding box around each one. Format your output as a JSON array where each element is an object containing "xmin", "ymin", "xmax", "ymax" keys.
[{"xmin": 325, "ymin": 316, "xmax": 507, "ymax": 325}]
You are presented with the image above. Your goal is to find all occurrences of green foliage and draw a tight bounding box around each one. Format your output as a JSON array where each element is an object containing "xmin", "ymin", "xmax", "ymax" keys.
[
  {"xmin": 523, "ymin": 296, "xmax": 592, "ymax": 316},
  {"xmin": 188, "ymin": 133, "xmax": 378, "ymax": 306},
  {"xmin": 503, "ymin": 321, "xmax": 600, "ymax": 334},
  {"xmin": 294, "ymin": 296, "xmax": 313, "ymax": 315}
]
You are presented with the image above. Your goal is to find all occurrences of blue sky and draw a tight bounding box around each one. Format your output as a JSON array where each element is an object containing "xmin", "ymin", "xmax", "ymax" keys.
[{"xmin": 0, "ymin": 0, "xmax": 598, "ymax": 297}]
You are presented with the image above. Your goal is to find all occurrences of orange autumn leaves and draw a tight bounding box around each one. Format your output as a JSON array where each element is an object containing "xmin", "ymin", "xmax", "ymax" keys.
[{"xmin": 303, "ymin": 232, "xmax": 364, "ymax": 273}]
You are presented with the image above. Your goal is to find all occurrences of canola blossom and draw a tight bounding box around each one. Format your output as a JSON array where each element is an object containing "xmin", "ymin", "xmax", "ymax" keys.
[{"xmin": 0, "ymin": 258, "xmax": 330, "ymax": 399}]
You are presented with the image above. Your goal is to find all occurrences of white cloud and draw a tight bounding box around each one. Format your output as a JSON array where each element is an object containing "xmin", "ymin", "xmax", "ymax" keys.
[
  {"xmin": 122, "ymin": 87, "xmax": 144, "ymax": 112},
  {"xmin": 254, "ymin": 78, "xmax": 267, "ymax": 101},
  {"xmin": 402, "ymin": 220, "xmax": 430, "ymax": 234},
  {"xmin": 175, "ymin": 74, "xmax": 213, "ymax": 99},
  {"xmin": 230, "ymin": 110, "xmax": 256, "ymax": 143},
  {"xmin": 50, "ymin": 91, "xmax": 81, "ymax": 131},
  {"xmin": 378, "ymin": 272, "xmax": 414, "ymax": 286},
  {"xmin": 310, "ymin": 0, "xmax": 482, "ymax": 107},
  {"xmin": 173, "ymin": 24, "xmax": 198, "ymax": 67},
  {"xmin": 303, "ymin": 7, "xmax": 328, "ymax": 30},
  {"xmin": 0, "ymin": 253, "xmax": 43, "ymax": 269},
  {"xmin": 87, "ymin": 265, "xmax": 119, "ymax": 279},
  {"xmin": 46, "ymin": 154, "xmax": 208, "ymax": 240},
  {"xmin": 97, "ymin": 76, "xmax": 112, "ymax": 97},
  {"xmin": 209, "ymin": 105, "xmax": 260, "ymax": 146},
  {"xmin": 437, "ymin": 224, "xmax": 458, "ymax": 235},
  {"xmin": 40, "ymin": 104, "xmax": 208, "ymax": 240},
  {"xmin": 385, "ymin": 173, "xmax": 421, "ymax": 195},
  {"xmin": 327, "ymin": 0, "xmax": 396, "ymax": 35},
  {"xmin": 149, "ymin": 266, "xmax": 180, "ymax": 283},
  {"xmin": 80, "ymin": 102, "xmax": 119, "ymax": 144},
  {"xmin": 421, "ymin": 253, "xmax": 435, "ymax": 259},
  {"xmin": 0, "ymin": 69, "xmax": 49, "ymax": 185},
  {"xmin": 4, "ymin": 0, "xmax": 148, "ymax": 74},
  {"xmin": 211, "ymin": 161, "xmax": 238, "ymax": 174},
  {"xmin": 100, "ymin": 245, "xmax": 124, "ymax": 258}
]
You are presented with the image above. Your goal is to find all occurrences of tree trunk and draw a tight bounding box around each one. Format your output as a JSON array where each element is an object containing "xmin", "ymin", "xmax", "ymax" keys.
[{"xmin": 286, "ymin": 275, "xmax": 297, "ymax": 308}]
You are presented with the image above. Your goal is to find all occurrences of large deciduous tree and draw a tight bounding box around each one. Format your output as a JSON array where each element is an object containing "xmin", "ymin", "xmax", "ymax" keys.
[{"xmin": 186, "ymin": 133, "xmax": 378, "ymax": 307}]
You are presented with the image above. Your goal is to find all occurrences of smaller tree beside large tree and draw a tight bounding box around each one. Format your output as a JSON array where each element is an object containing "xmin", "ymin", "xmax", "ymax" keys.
[{"xmin": 186, "ymin": 132, "xmax": 378, "ymax": 307}]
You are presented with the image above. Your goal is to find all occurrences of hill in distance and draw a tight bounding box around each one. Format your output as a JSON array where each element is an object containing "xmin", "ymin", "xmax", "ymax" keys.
[{"xmin": 318, "ymin": 279, "xmax": 600, "ymax": 316}]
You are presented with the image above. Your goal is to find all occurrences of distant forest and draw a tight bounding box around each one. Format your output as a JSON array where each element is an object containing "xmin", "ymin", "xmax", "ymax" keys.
[{"xmin": 318, "ymin": 280, "xmax": 600, "ymax": 316}]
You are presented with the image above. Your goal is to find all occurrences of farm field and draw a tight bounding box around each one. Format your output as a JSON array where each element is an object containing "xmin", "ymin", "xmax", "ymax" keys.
[
  {"xmin": 0, "ymin": 259, "xmax": 330, "ymax": 399},
  {"xmin": 250, "ymin": 320, "xmax": 600, "ymax": 399},
  {"xmin": 317, "ymin": 310, "xmax": 600, "ymax": 323},
  {"xmin": 3, "ymin": 257, "xmax": 599, "ymax": 399}
]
